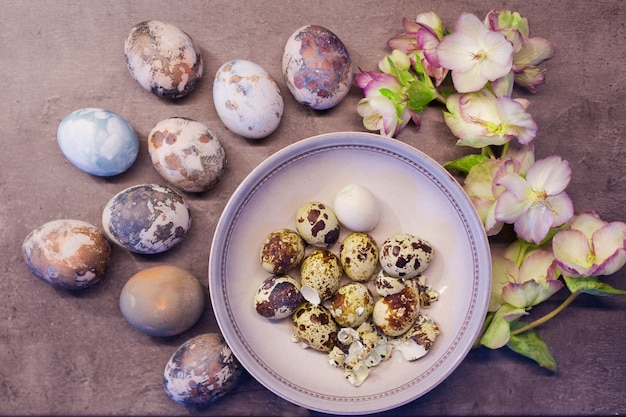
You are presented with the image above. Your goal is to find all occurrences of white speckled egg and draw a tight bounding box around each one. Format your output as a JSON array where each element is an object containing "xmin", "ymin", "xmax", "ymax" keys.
[
  {"xmin": 124, "ymin": 20, "xmax": 203, "ymax": 99},
  {"xmin": 254, "ymin": 274, "xmax": 303, "ymax": 320},
  {"xmin": 57, "ymin": 108, "xmax": 139, "ymax": 176},
  {"xmin": 119, "ymin": 265, "xmax": 205, "ymax": 337},
  {"xmin": 330, "ymin": 282, "xmax": 375, "ymax": 328},
  {"xmin": 293, "ymin": 302, "xmax": 338, "ymax": 352},
  {"xmin": 295, "ymin": 201, "xmax": 340, "ymax": 248},
  {"xmin": 379, "ymin": 234, "xmax": 434, "ymax": 279},
  {"xmin": 102, "ymin": 184, "xmax": 191, "ymax": 254},
  {"xmin": 334, "ymin": 184, "xmax": 380, "ymax": 232},
  {"xmin": 213, "ymin": 59, "xmax": 284, "ymax": 139},
  {"xmin": 148, "ymin": 117, "xmax": 227, "ymax": 192},
  {"xmin": 22, "ymin": 219, "xmax": 111, "ymax": 290},
  {"xmin": 164, "ymin": 333, "xmax": 243, "ymax": 406},
  {"xmin": 339, "ymin": 232, "xmax": 379, "ymax": 282},
  {"xmin": 282, "ymin": 25, "xmax": 353, "ymax": 110},
  {"xmin": 300, "ymin": 249, "xmax": 343, "ymax": 303},
  {"xmin": 259, "ymin": 228, "xmax": 305, "ymax": 274}
]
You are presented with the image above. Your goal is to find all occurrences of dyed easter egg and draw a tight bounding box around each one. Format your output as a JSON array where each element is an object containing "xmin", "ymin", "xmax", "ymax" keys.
[
  {"xmin": 119, "ymin": 265, "xmax": 206, "ymax": 337},
  {"xmin": 213, "ymin": 59, "xmax": 284, "ymax": 139},
  {"xmin": 57, "ymin": 108, "xmax": 139, "ymax": 176},
  {"xmin": 22, "ymin": 219, "xmax": 111, "ymax": 290},
  {"xmin": 102, "ymin": 184, "xmax": 191, "ymax": 254},
  {"xmin": 282, "ymin": 25, "xmax": 353, "ymax": 110},
  {"xmin": 124, "ymin": 20, "xmax": 203, "ymax": 99},
  {"xmin": 164, "ymin": 333, "xmax": 242, "ymax": 406},
  {"xmin": 148, "ymin": 117, "xmax": 227, "ymax": 192}
]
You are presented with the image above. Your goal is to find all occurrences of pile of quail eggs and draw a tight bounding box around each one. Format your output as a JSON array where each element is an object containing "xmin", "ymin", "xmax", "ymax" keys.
[
  {"xmin": 254, "ymin": 184, "xmax": 441, "ymax": 386},
  {"xmin": 21, "ymin": 19, "xmax": 358, "ymax": 408}
]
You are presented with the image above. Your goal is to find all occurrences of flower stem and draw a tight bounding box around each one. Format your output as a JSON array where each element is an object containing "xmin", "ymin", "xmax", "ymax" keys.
[{"xmin": 511, "ymin": 290, "xmax": 581, "ymax": 336}]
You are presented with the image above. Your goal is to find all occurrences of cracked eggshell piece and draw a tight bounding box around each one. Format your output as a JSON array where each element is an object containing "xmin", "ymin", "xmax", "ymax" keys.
[
  {"xmin": 254, "ymin": 274, "xmax": 303, "ymax": 320},
  {"xmin": 124, "ymin": 20, "xmax": 203, "ymax": 99},
  {"xmin": 164, "ymin": 333, "xmax": 243, "ymax": 406},
  {"xmin": 379, "ymin": 233, "xmax": 434, "ymax": 278},
  {"xmin": 374, "ymin": 269, "xmax": 405, "ymax": 297},
  {"xmin": 372, "ymin": 284, "xmax": 420, "ymax": 337},
  {"xmin": 293, "ymin": 302, "xmax": 338, "ymax": 352},
  {"xmin": 300, "ymin": 249, "xmax": 343, "ymax": 302},
  {"xmin": 339, "ymin": 232, "xmax": 379, "ymax": 282},
  {"xmin": 148, "ymin": 117, "xmax": 226, "ymax": 192},
  {"xmin": 282, "ymin": 25, "xmax": 353, "ymax": 110},
  {"xmin": 295, "ymin": 201, "xmax": 340, "ymax": 248},
  {"xmin": 391, "ymin": 314, "xmax": 440, "ymax": 361},
  {"xmin": 330, "ymin": 282, "xmax": 375, "ymax": 328},
  {"xmin": 102, "ymin": 184, "xmax": 191, "ymax": 254},
  {"xmin": 213, "ymin": 59, "xmax": 284, "ymax": 139},
  {"xmin": 22, "ymin": 219, "xmax": 111, "ymax": 290},
  {"xmin": 259, "ymin": 228, "xmax": 305, "ymax": 274}
]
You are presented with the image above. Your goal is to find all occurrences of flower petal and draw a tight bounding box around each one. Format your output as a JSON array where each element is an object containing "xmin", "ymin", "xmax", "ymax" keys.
[
  {"xmin": 525, "ymin": 156, "xmax": 571, "ymax": 194},
  {"xmin": 552, "ymin": 229, "xmax": 593, "ymax": 277},
  {"xmin": 545, "ymin": 193, "xmax": 574, "ymax": 227},
  {"xmin": 515, "ymin": 204, "xmax": 554, "ymax": 244}
]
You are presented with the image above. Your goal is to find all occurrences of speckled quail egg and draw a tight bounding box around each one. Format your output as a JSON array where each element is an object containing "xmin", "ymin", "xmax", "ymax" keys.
[
  {"xmin": 22, "ymin": 219, "xmax": 111, "ymax": 290},
  {"xmin": 124, "ymin": 20, "xmax": 203, "ymax": 99},
  {"xmin": 299, "ymin": 249, "xmax": 343, "ymax": 304},
  {"xmin": 119, "ymin": 265, "xmax": 206, "ymax": 337},
  {"xmin": 102, "ymin": 184, "xmax": 191, "ymax": 254},
  {"xmin": 213, "ymin": 59, "xmax": 284, "ymax": 139},
  {"xmin": 374, "ymin": 269, "xmax": 406, "ymax": 297},
  {"xmin": 339, "ymin": 232, "xmax": 379, "ymax": 282},
  {"xmin": 148, "ymin": 117, "xmax": 226, "ymax": 192},
  {"xmin": 293, "ymin": 302, "xmax": 338, "ymax": 352},
  {"xmin": 254, "ymin": 274, "xmax": 303, "ymax": 320},
  {"xmin": 379, "ymin": 233, "xmax": 434, "ymax": 278},
  {"xmin": 391, "ymin": 314, "xmax": 440, "ymax": 361},
  {"xmin": 372, "ymin": 282, "xmax": 420, "ymax": 337},
  {"xmin": 295, "ymin": 201, "xmax": 340, "ymax": 248},
  {"xmin": 163, "ymin": 333, "xmax": 242, "ymax": 406},
  {"xmin": 282, "ymin": 25, "xmax": 353, "ymax": 110},
  {"xmin": 334, "ymin": 184, "xmax": 380, "ymax": 232},
  {"xmin": 259, "ymin": 228, "xmax": 306, "ymax": 274},
  {"xmin": 330, "ymin": 283, "xmax": 375, "ymax": 328}
]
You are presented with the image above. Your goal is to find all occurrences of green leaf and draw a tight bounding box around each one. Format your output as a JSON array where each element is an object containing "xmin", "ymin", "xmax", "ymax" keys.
[
  {"xmin": 507, "ymin": 326, "xmax": 558, "ymax": 372},
  {"xmin": 563, "ymin": 276, "xmax": 626, "ymax": 296},
  {"xmin": 406, "ymin": 80, "xmax": 438, "ymax": 112},
  {"xmin": 444, "ymin": 154, "xmax": 488, "ymax": 174}
]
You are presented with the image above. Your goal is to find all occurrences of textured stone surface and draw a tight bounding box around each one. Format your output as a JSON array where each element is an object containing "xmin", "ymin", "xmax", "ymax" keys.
[{"xmin": 1, "ymin": 1, "xmax": 625, "ymax": 416}]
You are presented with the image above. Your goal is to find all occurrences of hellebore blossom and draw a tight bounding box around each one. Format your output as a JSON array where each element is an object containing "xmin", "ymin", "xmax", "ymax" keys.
[
  {"xmin": 553, "ymin": 212, "xmax": 626, "ymax": 277},
  {"xmin": 437, "ymin": 13, "xmax": 514, "ymax": 93},
  {"xmin": 495, "ymin": 155, "xmax": 574, "ymax": 244},
  {"xmin": 443, "ymin": 88, "xmax": 538, "ymax": 148}
]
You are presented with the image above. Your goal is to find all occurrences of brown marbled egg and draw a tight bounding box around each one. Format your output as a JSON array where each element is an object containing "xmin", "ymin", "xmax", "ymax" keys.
[
  {"xmin": 22, "ymin": 219, "xmax": 111, "ymax": 290},
  {"xmin": 148, "ymin": 117, "xmax": 227, "ymax": 192},
  {"xmin": 124, "ymin": 20, "xmax": 203, "ymax": 99},
  {"xmin": 259, "ymin": 228, "xmax": 306, "ymax": 274},
  {"xmin": 282, "ymin": 25, "xmax": 353, "ymax": 110},
  {"xmin": 164, "ymin": 333, "xmax": 242, "ymax": 406}
]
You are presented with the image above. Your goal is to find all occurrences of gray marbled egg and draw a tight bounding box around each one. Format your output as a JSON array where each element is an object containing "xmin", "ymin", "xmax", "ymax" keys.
[
  {"xmin": 164, "ymin": 333, "xmax": 242, "ymax": 406},
  {"xmin": 124, "ymin": 20, "xmax": 203, "ymax": 99},
  {"xmin": 22, "ymin": 219, "xmax": 111, "ymax": 290},
  {"xmin": 102, "ymin": 184, "xmax": 191, "ymax": 254},
  {"xmin": 148, "ymin": 117, "xmax": 227, "ymax": 192}
]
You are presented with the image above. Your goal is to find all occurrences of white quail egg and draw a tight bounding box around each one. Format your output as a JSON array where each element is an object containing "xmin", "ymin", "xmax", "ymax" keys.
[{"xmin": 333, "ymin": 184, "xmax": 380, "ymax": 232}]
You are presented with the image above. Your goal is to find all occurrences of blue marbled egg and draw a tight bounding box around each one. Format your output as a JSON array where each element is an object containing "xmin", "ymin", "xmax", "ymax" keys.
[{"xmin": 57, "ymin": 108, "xmax": 139, "ymax": 176}]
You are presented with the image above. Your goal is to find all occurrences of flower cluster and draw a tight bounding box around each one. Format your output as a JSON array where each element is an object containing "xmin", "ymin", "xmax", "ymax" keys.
[{"xmin": 356, "ymin": 10, "xmax": 626, "ymax": 370}]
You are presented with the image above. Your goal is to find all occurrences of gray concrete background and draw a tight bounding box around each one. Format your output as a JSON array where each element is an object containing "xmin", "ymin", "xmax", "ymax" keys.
[{"xmin": 1, "ymin": 1, "xmax": 625, "ymax": 415}]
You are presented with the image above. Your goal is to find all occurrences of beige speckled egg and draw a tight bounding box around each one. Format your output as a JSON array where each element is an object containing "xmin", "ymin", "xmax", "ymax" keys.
[
  {"xmin": 102, "ymin": 184, "xmax": 191, "ymax": 254},
  {"xmin": 339, "ymin": 232, "xmax": 379, "ymax": 282},
  {"xmin": 293, "ymin": 302, "xmax": 338, "ymax": 352},
  {"xmin": 379, "ymin": 233, "xmax": 434, "ymax": 279},
  {"xmin": 119, "ymin": 265, "xmax": 206, "ymax": 337},
  {"xmin": 148, "ymin": 117, "xmax": 227, "ymax": 192},
  {"xmin": 295, "ymin": 201, "xmax": 340, "ymax": 248},
  {"xmin": 282, "ymin": 25, "xmax": 353, "ymax": 110},
  {"xmin": 372, "ymin": 283, "xmax": 420, "ymax": 337},
  {"xmin": 254, "ymin": 274, "xmax": 303, "ymax": 320},
  {"xmin": 124, "ymin": 20, "xmax": 203, "ymax": 99},
  {"xmin": 164, "ymin": 333, "xmax": 243, "ymax": 406},
  {"xmin": 300, "ymin": 249, "xmax": 343, "ymax": 303},
  {"xmin": 213, "ymin": 59, "xmax": 284, "ymax": 139},
  {"xmin": 22, "ymin": 219, "xmax": 111, "ymax": 290},
  {"xmin": 374, "ymin": 269, "xmax": 405, "ymax": 297},
  {"xmin": 330, "ymin": 282, "xmax": 375, "ymax": 328},
  {"xmin": 259, "ymin": 228, "xmax": 306, "ymax": 274}
]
